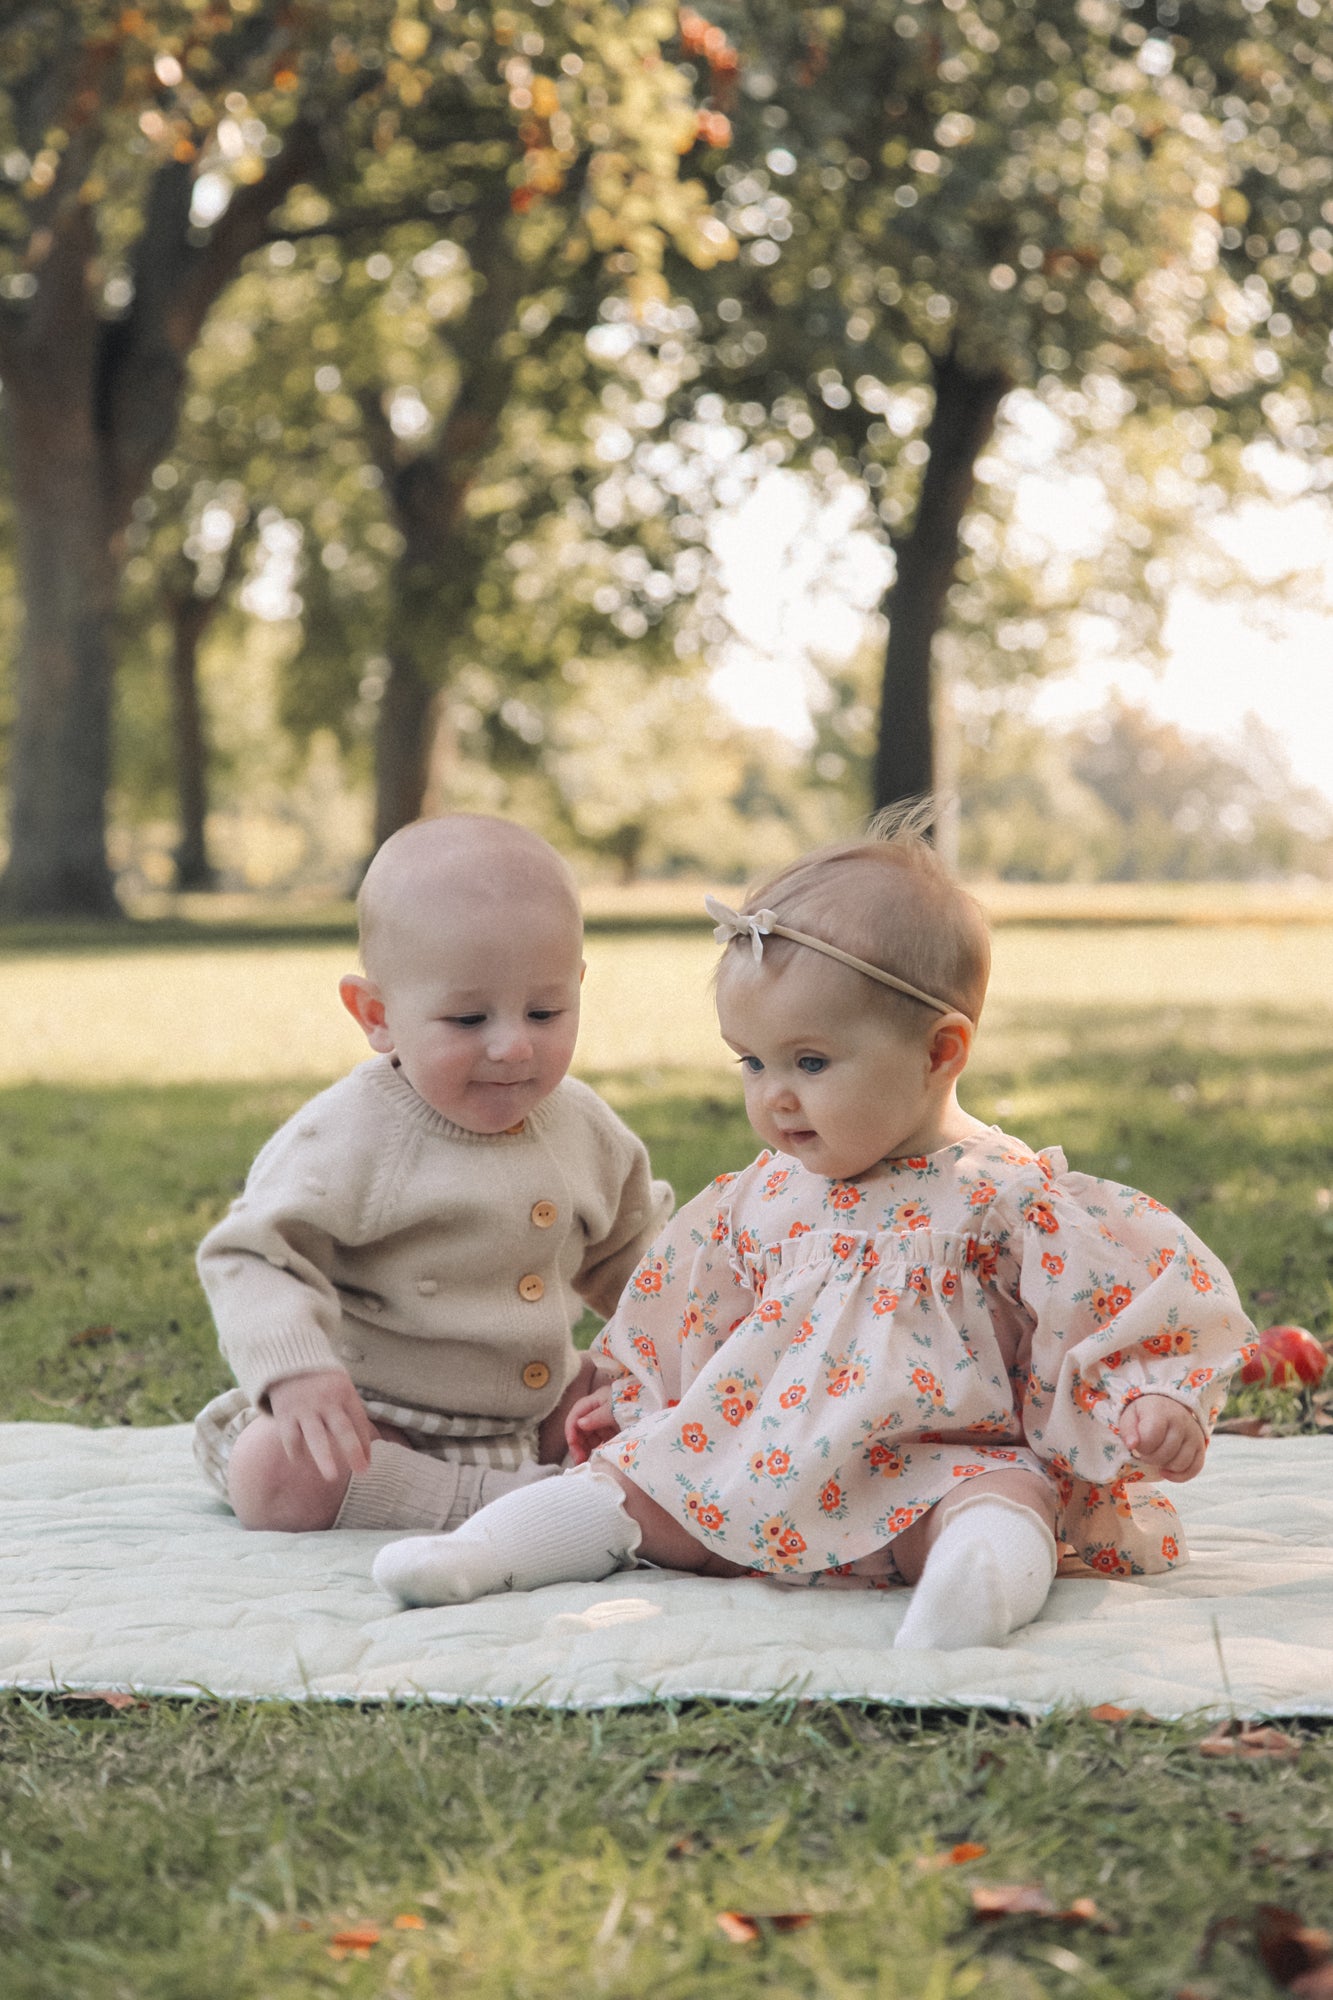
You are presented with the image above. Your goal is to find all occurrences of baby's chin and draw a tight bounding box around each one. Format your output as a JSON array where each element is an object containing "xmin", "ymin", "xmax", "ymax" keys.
[{"xmin": 447, "ymin": 1079, "xmax": 548, "ymax": 1133}]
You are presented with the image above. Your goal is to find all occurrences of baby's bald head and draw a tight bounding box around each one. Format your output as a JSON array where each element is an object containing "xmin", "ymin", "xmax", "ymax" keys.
[{"xmin": 357, "ymin": 815, "xmax": 582, "ymax": 985}]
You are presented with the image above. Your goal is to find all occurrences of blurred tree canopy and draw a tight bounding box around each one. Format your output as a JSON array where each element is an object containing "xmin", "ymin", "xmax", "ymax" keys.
[
  {"xmin": 2, "ymin": 2, "xmax": 1332, "ymax": 910},
  {"xmin": 0, "ymin": 0, "xmax": 724, "ymax": 915}
]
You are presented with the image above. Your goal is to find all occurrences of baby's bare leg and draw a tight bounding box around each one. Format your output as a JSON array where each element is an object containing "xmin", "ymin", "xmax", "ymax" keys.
[
  {"xmin": 892, "ymin": 1468, "xmax": 1059, "ymax": 1651},
  {"xmin": 602, "ymin": 1467, "xmax": 750, "ymax": 1577}
]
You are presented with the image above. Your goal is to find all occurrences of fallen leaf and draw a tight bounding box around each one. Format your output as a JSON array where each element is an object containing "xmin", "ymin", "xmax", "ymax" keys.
[
  {"xmin": 972, "ymin": 1885, "xmax": 1102, "ymax": 1925},
  {"xmin": 972, "ymin": 1885, "xmax": 1055, "ymax": 1919},
  {"xmin": 716, "ymin": 1910, "xmax": 813, "ymax": 1942},
  {"xmin": 392, "ymin": 1913, "xmax": 426, "ymax": 1930},
  {"xmin": 64, "ymin": 1690, "xmax": 142, "ymax": 1712},
  {"xmin": 917, "ymin": 1842, "xmax": 988, "ymax": 1870},
  {"xmin": 1292, "ymin": 1969, "xmax": 1333, "ymax": 1999},
  {"xmin": 1198, "ymin": 1722, "xmax": 1301, "ymax": 1761},
  {"xmin": 69, "ymin": 1324, "xmax": 118, "ymax": 1347},
  {"xmin": 330, "ymin": 1924, "xmax": 381, "ymax": 1951},
  {"xmin": 1256, "ymin": 1904, "xmax": 1333, "ymax": 1986}
]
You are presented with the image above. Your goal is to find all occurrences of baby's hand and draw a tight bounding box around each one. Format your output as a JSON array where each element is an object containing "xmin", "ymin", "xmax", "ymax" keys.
[
  {"xmin": 268, "ymin": 1369, "xmax": 375, "ymax": 1483},
  {"xmin": 1119, "ymin": 1393, "xmax": 1206, "ymax": 1483},
  {"xmin": 564, "ymin": 1380, "xmax": 619, "ymax": 1464}
]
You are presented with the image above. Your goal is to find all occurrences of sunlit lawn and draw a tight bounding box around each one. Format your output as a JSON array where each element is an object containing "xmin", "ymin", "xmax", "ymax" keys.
[{"xmin": 2, "ymin": 914, "xmax": 1331, "ymax": 1998}]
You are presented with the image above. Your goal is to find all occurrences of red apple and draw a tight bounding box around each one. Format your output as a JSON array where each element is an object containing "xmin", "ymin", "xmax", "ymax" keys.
[{"xmin": 1239, "ymin": 1324, "xmax": 1329, "ymax": 1388}]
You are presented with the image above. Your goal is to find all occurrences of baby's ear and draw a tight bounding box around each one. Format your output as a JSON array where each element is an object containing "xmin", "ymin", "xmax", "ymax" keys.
[
  {"xmin": 339, "ymin": 975, "xmax": 393, "ymax": 1052},
  {"xmin": 927, "ymin": 1012, "xmax": 973, "ymax": 1079}
]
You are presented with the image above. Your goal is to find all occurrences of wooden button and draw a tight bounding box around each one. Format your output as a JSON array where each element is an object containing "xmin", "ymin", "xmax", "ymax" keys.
[
  {"xmin": 518, "ymin": 1273, "xmax": 545, "ymax": 1302},
  {"xmin": 531, "ymin": 1200, "xmax": 557, "ymax": 1229},
  {"xmin": 522, "ymin": 1360, "xmax": 551, "ymax": 1390}
]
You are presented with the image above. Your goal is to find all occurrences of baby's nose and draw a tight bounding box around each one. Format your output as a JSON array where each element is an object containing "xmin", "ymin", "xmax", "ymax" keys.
[{"xmin": 487, "ymin": 1019, "xmax": 533, "ymax": 1062}]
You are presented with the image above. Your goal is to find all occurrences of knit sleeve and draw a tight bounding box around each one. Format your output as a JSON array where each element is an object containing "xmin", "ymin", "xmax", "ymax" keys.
[
  {"xmin": 570, "ymin": 1096, "xmax": 674, "ymax": 1320},
  {"xmin": 993, "ymin": 1162, "xmax": 1256, "ymax": 1483},
  {"xmin": 196, "ymin": 1075, "xmax": 387, "ymax": 1406}
]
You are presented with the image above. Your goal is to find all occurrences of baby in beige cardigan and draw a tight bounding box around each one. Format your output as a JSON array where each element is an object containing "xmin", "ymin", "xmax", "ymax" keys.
[{"xmin": 193, "ymin": 814, "xmax": 671, "ymax": 1535}]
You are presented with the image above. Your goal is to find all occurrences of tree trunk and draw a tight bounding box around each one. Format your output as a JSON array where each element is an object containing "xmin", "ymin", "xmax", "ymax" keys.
[
  {"xmin": 166, "ymin": 593, "xmax": 218, "ymax": 891},
  {"xmin": 372, "ymin": 640, "xmax": 437, "ymax": 852},
  {"xmin": 0, "ymin": 380, "xmax": 120, "ymax": 917},
  {"xmin": 872, "ymin": 347, "xmax": 1009, "ymax": 815}
]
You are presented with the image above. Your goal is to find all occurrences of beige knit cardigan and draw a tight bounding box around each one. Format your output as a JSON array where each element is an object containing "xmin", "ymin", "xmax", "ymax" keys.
[{"xmin": 197, "ymin": 1059, "xmax": 672, "ymax": 1422}]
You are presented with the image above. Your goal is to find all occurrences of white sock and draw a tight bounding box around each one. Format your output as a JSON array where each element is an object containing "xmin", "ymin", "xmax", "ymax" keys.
[
  {"xmin": 372, "ymin": 1465, "xmax": 641, "ymax": 1607},
  {"xmin": 333, "ymin": 1442, "xmax": 557, "ymax": 1532},
  {"xmin": 893, "ymin": 1497, "xmax": 1057, "ymax": 1651}
]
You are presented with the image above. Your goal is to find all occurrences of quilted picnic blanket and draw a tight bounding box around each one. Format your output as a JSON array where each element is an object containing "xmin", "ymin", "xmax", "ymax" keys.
[{"xmin": 1, "ymin": 1423, "xmax": 1330, "ymax": 1719}]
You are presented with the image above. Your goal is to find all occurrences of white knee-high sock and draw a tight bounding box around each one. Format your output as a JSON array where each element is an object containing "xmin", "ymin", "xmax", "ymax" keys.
[
  {"xmin": 333, "ymin": 1441, "xmax": 557, "ymax": 1532},
  {"xmin": 372, "ymin": 1466, "xmax": 641, "ymax": 1607},
  {"xmin": 893, "ymin": 1497, "xmax": 1057, "ymax": 1651}
]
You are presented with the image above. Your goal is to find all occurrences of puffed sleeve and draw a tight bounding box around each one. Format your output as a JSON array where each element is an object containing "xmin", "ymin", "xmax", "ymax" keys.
[
  {"xmin": 588, "ymin": 1171, "xmax": 757, "ymax": 1432},
  {"xmin": 992, "ymin": 1163, "xmax": 1256, "ymax": 1485}
]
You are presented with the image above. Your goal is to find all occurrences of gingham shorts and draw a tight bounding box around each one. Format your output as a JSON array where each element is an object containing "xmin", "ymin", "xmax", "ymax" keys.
[{"xmin": 192, "ymin": 1384, "xmax": 541, "ymax": 1500}]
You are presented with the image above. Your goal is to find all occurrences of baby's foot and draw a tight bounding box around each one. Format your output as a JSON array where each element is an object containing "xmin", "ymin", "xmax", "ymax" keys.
[
  {"xmin": 372, "ymin": 1468, "xmax": 640, "ymax": 1608},
  {"xmin": 893, "ymin": 1498, "xmax": 1056, "ymax": 1651}
]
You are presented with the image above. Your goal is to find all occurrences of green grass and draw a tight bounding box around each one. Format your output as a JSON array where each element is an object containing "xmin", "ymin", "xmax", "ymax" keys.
[{"xmin": 3, "ymin": 926, "xmax": 1332, "ymax": 1996}]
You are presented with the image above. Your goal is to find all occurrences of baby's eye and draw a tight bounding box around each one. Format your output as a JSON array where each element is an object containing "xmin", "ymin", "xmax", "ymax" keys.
[
  {"xmin": 446, "ymin": 1014, "xmax": 486, "ymax": 1028},
  {"xmin": 737, "ymin": 1055, "xmax": 764, "ymax": 1074},
  {"xmin": 528, "ymin": 1008, "xmax": 562, "ymax": 1022},
  {"xmin": 797, "ymin": 1055, "xmax": 828, "ymax": 1074}
]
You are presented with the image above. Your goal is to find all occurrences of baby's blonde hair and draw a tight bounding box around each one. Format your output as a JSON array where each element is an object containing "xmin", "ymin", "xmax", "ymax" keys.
[{"xmin": 727, "ymin": 799, "xmax": 991, "ymax": 1028}]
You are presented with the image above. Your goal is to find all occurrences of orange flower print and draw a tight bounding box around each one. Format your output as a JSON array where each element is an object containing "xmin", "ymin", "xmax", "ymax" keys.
[
  {"xmin": 892, "ymin": 1200, "xmax": 930, "ymax": 1232},
  {"xmin": 871, "ymin": 1288, "xmax": 901, "ymax": 1316},
  {"xmin": 754, "ymin": 1514, "xmax": 807, "ymax": 1567},
  {"xmin": 762, "ymin": 1168, "xmax": 792, "ymax": 1199},
  {"xmin": 1089, "ymin": 1283, "xmax": 1133, "ymax": 1324},
  {"xmin": 735, "ymin": 1229, "xmax": 758, "ymax": 1257},
  {"xmin": 952, "ymin": 1463, "xmax": 984, "ymax": 1478},
  {"xmin": 831, "ymin": 1234, "xmax": 857, "ymax": 1261},
  {"xmin": 819, "ymin": 1477, "xmax": 843, "ymax": 1513},
  {"xmin": 885, "ymin": 1504, "xmax": 925, "ymax": 1534},
  {"xmin": 968, "ymin": 1240, "xmax": 999, "ymax": 1283},
  {"xmin": 860, "ymin": 1244, "xmax": 880, "ymax": 1271},
  {"xmin": 630, "ymin": 1332, "xmax": 658, "ymax": 1367},
  {"xmin": 618, "ymin": 1381, "xmax": 641, "ymax": 1403},
  {"xmin": 633, "ymin": 1260, "xmax": 665, "ymax": 1295},
  {"xmin": 939, "ymin": 1267, "xmax": 960, "ymax": 1300},
  {"xmin": 866, "ymin": 1441, "xmax": 904, "ymax": 1476},
  {"xmin": 766, "ymin": 1448, "xmax": 791, "ymax": 1477},
  {"xmin": 791, "ymin": 1316, "xmax": 816, "ymax": 1345},
  {"xmin": 678, "ymin": 1306, "xmax": 702, "ymax": 1341},
  {"xmin": 828, "ymin": 1182, "xmax": 862, "ymax": 1210},
  {"xmin": 777, "ymin": 1526, "xmax": 806, "ymax": 1563},
  {"xmin": 1041, "ymin": 1251, "xmax": 1065, "ymax": 1277},
  {"xmin": 749, "ymin": 1451, "xmax": 768, "ymax": 1479},
  {"xmin": 1141, "ymin": 1329, "xmax": 1190, "ymax": 1358},
  {"xmin": 1185, "ymin": 1366, "xmax": 1214, "ymax": 1389},
  {"xmin": 1087, "ymin": 1546, "xmax": 1133, "ymax": 1577},
  {"xmin": 1025, "ymin": 1200, "xmax": 1059, "ymax": 1235},
  {"xmin": 680, "ymin": 1422, "xmax": 708, "ymax": 1453},
  {"xmin": 910, "ymin": 1366, "xmax": 940, "ymax": 1397},
  {"xmin": 711, "ymin": 1213, "xmax": 728, "ymax": 1242},
  {"xmin": 684, "ymin": 1490, "xmax": 725, "ymax": 1534},
  {"xmin": 1187, "ymin": 1257, "xmax": 1213, "ymax": 1294},
  {"xmin": 1147, "ymin": 1246, "xmax": 1176, "ymax": 1279},
  {"xmin": 778, "ymin": 1382, "xmax": 806, "ymax": 1410},
  {"xmin": 788, "ymin": 1221, "xmax": 812, "ymax": 1238},
  {"xmin": 720, "ymin": 1397, "xmax": 753, "ymax": 1427},
  {"xmin": 967, "ymin": 1179, "xmax": 997, "ymax": 1210},
  {"xmin": 755, "ymin": 1299, "xmax": 784, "ymax": 1324},
  {"xmin": 713, "ymin": 1171, "xmax": 737, "ymax": 1188},
  {"xmin": 1161, "ymin": 1534, "xmax": 1179, "ymax": 1562},
  {"xmin": 903, "ymin": 1156, "xmax": 930, "ymax": 1172},
  {"xmin": 826, "ymin": 1362, "xmax": 867, "ymax": 1398},
  {"xmin": 909, "ymin": 1266, "xmax": 930, "ymax": 1295},
  {"xmin": 1072, "ymin": 1374, "xmax": 1109, "ymax": 1414}
]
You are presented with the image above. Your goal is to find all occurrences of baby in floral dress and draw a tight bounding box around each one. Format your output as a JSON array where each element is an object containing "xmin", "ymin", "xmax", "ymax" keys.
[{"xmin": 374, "ymin": 813, "xmax": 1256, "ymax": 1649}]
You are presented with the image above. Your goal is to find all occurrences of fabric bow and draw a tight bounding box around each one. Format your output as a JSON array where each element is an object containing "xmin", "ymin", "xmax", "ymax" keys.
[{"xmin": 704, "ymin": 895, "xmax": 778, "ymax": 962}]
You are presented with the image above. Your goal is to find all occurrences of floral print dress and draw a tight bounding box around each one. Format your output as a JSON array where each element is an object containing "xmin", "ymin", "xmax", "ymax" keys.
[{"xmin": 589, "ymin": 1130, "xmax": 1256, "ymax": 1584}]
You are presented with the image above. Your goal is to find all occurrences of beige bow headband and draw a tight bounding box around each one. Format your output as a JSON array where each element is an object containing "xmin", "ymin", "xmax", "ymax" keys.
[{"xmin": 705, "ymin": 895, "xmax": 965, "ymax": 1021}]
